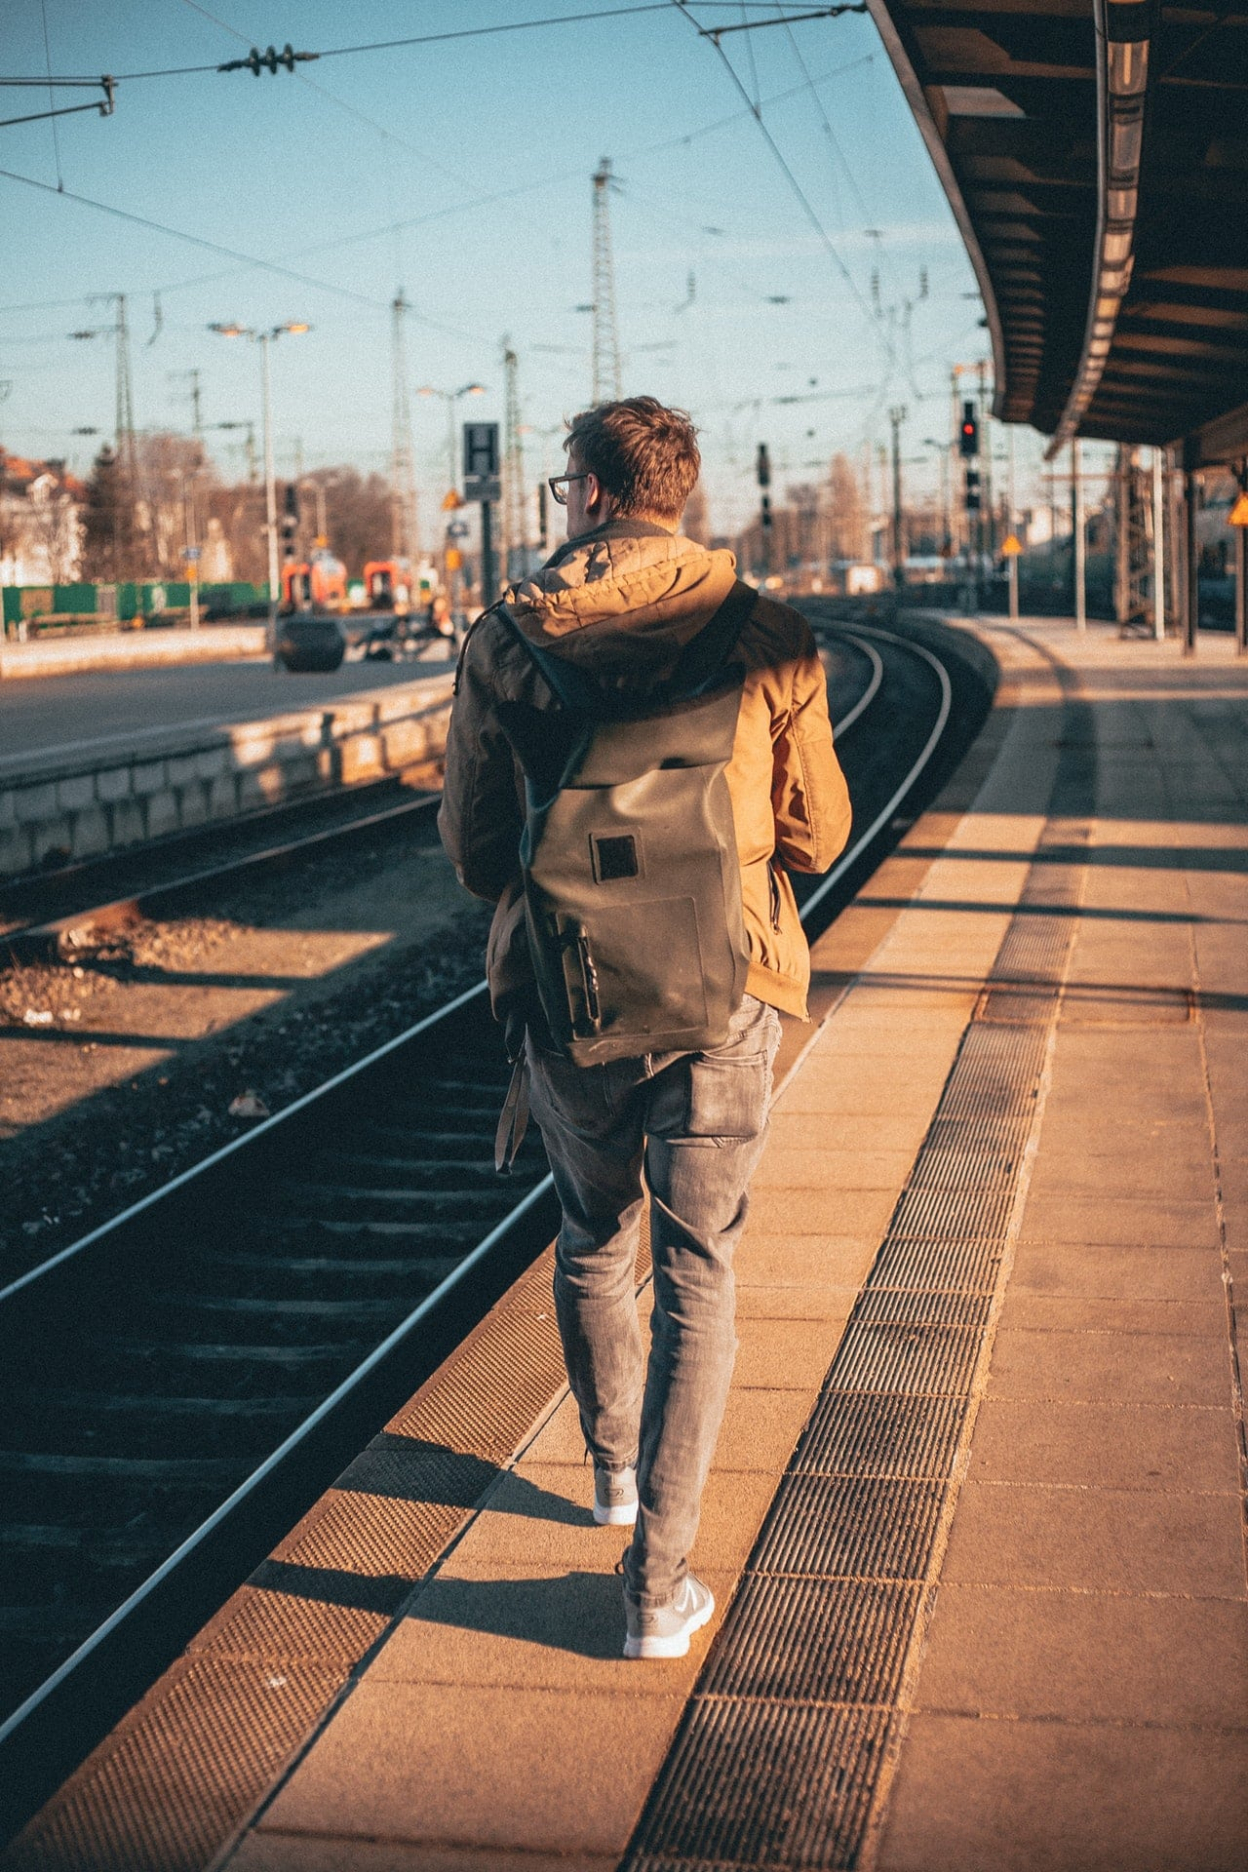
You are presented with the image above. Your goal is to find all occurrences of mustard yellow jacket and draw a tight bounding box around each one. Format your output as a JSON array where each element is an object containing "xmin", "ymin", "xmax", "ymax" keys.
[{"xmin": 438, "ymin": 520, "xmax": 852, "ymax": 1022}]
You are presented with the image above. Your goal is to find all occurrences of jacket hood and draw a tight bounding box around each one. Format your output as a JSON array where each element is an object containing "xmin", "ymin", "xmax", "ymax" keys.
[{"xmin": 499, "ymin": 519, "xmax": 738, "ymax": 692}]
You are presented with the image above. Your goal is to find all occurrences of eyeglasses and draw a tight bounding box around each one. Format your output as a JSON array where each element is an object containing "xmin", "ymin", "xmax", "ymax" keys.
[{"xmin": 547, "ymin": 472, "xmax": 591, "ymax": 506}]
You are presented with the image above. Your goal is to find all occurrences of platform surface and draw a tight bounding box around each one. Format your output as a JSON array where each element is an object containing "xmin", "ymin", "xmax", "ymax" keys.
[
  {"xmin": 0, "ymin": 649, "xmax": 457, "ymax": 769},
  {"xmin": 214, "ymin": 618, "xmax": 1248, "ymax": 1872},
  {"xmin": 10, "ymin": 616, "xmax": 1243, "ymax": 1872}
]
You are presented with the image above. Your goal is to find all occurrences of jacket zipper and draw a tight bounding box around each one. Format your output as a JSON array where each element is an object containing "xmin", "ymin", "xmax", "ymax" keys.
[{"xmin": 767, "ymin": 858, "xmax": 783, "ymax": 932}]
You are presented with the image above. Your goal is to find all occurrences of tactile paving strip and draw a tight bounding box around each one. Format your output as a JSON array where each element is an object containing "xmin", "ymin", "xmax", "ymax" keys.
[{"xmin": 625, "ymin": 716, "xmax": 1091, "ymax": 1868}]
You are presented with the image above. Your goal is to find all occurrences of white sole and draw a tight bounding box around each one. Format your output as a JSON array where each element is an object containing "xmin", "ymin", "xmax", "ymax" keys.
[
  {"xmin": 593, "ymin": 1502, "xmax": 638, "ymax": 1526},
  {"xmin": 623, "ymin": 1587, "xmax": 715, "ymax": 1659}
]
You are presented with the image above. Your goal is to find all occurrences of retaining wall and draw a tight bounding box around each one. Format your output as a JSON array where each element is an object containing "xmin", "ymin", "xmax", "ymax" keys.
[{"xmin": 0, "ymin": 674, "xmax": 455, "ymax": 879}]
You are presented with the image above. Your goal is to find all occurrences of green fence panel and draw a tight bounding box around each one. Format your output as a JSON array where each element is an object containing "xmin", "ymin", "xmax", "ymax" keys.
[{"xmin": 51, "ymin": 584, "xmax": 98, "ymax": 616}]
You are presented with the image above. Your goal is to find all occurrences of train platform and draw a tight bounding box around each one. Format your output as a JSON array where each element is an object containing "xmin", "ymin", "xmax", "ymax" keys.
[{"xmin": 8, "ymin": 615, "xmax": 1246, "ymax": 1872}]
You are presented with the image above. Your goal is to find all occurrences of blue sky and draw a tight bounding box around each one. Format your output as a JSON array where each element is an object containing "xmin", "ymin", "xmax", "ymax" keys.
[{"xmin": 1, "ymin": 1, "xmax": 1060, "ymax": 539}]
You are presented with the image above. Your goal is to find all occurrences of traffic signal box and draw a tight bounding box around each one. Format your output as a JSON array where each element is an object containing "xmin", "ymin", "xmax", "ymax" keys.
[{"xmin": 960, "ymin": 402, "xmax": 981, "ymax": 512}]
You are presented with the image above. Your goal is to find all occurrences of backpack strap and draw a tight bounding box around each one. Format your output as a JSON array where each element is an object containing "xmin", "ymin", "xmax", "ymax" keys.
[
  {"xmin": 496, "ymin": 579, "xmax": 757, "ymax": 716},
  {"xmin": 666, "ymin": 578, "xmax": 757, "ymax": 696}
]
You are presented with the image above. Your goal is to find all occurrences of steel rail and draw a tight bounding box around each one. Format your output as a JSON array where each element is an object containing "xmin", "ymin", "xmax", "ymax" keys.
[
  {"xmin": 827, "ymin": 630, "xmax": 884, "ymax": 736},
  {"xmin": 3, "ymin": 788, "xmax": 441, "ymax": 963},
  {"xmin": 800, "ymin": 621, "xmax": 954, "ymax": 923},
  {"xmin": 0, "ymin": 977, "xmax": 487, "ymax": 1306}
]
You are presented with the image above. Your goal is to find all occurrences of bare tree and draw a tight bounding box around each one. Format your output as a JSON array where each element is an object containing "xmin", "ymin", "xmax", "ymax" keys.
[
  {"xmin": 827, "ymin": 453, "xmax": 867, "ymax": 562},
  {"xmin": 682, "ymin": 479, "xmax": 711, "ymax": 545},
  {"xmin": 24, "ymin": 470, "xmax": 81, "ymax": 584}
]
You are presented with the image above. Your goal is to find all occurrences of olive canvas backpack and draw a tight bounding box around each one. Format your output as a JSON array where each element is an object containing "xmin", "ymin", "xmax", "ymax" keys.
[{"xmin": 499, "ymin": 579, "xmax": 757, "ymax": 1068}]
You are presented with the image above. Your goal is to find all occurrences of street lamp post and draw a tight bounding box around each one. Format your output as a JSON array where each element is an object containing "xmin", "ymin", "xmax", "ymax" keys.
[
  {"xmin": 418, "ymin": 382, "xmax": 486, "ymax": 612},
  {"xmin": 209, "ymin": 321, "xmax": 310, "ymax": 646},
  {"xmin": 418, "ymin": 382, "xmax": 486, "ymax": 496}
]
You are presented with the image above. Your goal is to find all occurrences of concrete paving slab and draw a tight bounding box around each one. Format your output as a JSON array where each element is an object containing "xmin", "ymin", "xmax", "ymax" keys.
[
  {"xmin": 1031, "ymin": 1113, "xmax": 1211, "ymax": 1159},
  {"xmin": 730, "ymin": 1315, "xmax": 850, "ymax": 1389},
  {"xmin": 1016, "ymin": 1194, "xmax": 1221, "ymax": 1250},
  {"xmin": 746, "ymin": 1185, "xmax": 899, "ymax": 1238},
  {"xmin": 1009, "ymin": 1238, "xmax": 1228, "ymax": 1302},
  {"xmin": 965, "ymin": 1397, "xmax": 1243, "ymax": 1491},
  {"xmin": 984, "ymin": 1325, "xmax": 1232, "ymax": 1407},
  {"xmin": 733, "ymin": 1282, "xmax": 859, "ymax": 1321},
  {"xmin": 730, "ymin": 1232, "xmax": 880, "ymax": 1287},
  {"xmin": 915, "ymin": 1584, "xmax": 1248, "ymax": 1727},
  {"xmin": 997, "ymin": 1290, "xmax": 1227, "ymax": 1336},
  {"xmin": 877, "ymin": 1714, "xmax": 1248, "ymax": 1872},
  {"xmin": 763, "ymin": 1111, "xmax": 930, "ymax": 1155},
  {"xmin": 774, "ymin": 1074, "xmax": 951, "ymax": 1116},
  {"xmin": 940, "ymin": 1480, "xmax": 1245, "ymax": 1597},
  {"xmin": 750, "ymin": 1148, "xmax": 917, "ymax": 1189},
  {"xmin": 440, "ymin": 1467, "xmax": 778, "ymax": 1578},
  {"xmin": 1026, "ymin": 1150, "xmax": 1216, "ymax": 1204},
  {"xmin": 366, "ymin": 1563, "xmax": 738, "ymax": 1693},
  {"xmin": 256, "ymin": 1679, "xmax": 688, "ymax": 1856}
]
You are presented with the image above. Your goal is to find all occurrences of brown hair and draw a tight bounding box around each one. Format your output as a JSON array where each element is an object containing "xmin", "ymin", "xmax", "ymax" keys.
[{"xmin": 564, "ymin": 396, "xmax": 700, "ymax": 522}]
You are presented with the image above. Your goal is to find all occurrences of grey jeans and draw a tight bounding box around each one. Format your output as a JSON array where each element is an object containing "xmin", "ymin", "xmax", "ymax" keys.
[{"xmin": 525, "ymin": 994, "xmax": 783, "ymax": 1606}]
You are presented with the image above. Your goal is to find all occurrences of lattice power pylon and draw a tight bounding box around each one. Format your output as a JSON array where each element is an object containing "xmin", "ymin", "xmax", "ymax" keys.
[
  {"xmin": 390, "ymin": 291, "xmax": 419, "ymax": 560},
  {"xmin": 1113, "ymin": 443, "xmax": 1154, "ymax": 634},
  {"xmin": 502, "ymin": 341, "xmax": 526, "ymax": 581},
  {"xmin": 110, "ymin": 294, "xmax": 143, "ymax": 571},
  {"xmin": 591, "ymin": 157, "xmax": 622, "ymax": 405}
]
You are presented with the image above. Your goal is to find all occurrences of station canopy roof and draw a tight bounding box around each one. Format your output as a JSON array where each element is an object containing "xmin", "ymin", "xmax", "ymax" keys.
[{"xmin": 867, "ymin": 1, "xmax": 1248, "ymax": 464}]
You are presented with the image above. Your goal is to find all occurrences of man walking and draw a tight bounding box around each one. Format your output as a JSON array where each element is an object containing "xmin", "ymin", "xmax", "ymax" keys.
[{"xmin": 440, "ymin": 397, "xmax": 850, "ymax": 1657}]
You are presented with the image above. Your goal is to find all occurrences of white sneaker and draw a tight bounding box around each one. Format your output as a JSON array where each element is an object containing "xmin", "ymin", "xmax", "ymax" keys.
[
  {"xmin": 593, "ymin": 1462, "xmax": 638, "ymax": 1526},
  {"xmin": 624, "ymin": 1573, "xmax": 715, "ymax": 1659}
]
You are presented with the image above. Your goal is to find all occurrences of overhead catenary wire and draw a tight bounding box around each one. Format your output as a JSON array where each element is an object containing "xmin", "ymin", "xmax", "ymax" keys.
[
  {"xmin": 668, "ymin": 0, "xmax": 893, "ymax": 359},
  {"xmin": 0, "ymin": 164, "xmax": 430, "ymax": 323},
  {"xmin": 173, "ymin": 0, "xmax": 496, "ymax": 211},
  {"xmin": 7, "ymin": 2, "xmax": 858, "ymax": 85},
  {"xmin": 9, "ymin": 5, "xmax": 677, "ymax": 83}
]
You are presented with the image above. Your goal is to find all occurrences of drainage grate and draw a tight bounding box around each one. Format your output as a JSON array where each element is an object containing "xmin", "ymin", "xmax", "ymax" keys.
[
  {"xmin": 631, "ymin": 1701, "xmax": 894, "ymax": 1872},
  {"xmin": 792, "ymin": 1394, "xmax": 969, "ymax": 1481},
  {"xmin": 752, "ymin": 1476, "xmax": 946, "ymax": 1582},
  {"xmin": 624, "ymin": 665, "xmax": 1092, "ymax": 1870},
  {"xmin": 701, "ymin": 1579, "xmax": 921, "ymax": 1704}
]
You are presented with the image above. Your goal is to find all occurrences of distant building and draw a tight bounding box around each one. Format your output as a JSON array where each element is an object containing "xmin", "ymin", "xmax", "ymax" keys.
[{"xmin": 0, "ymin": 451, "xmax": 84, "ymax": 586}]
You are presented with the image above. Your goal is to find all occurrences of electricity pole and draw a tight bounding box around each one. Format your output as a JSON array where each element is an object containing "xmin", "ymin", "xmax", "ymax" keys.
[
  {"xmin": 889, "ymin": 405, "xmax": 907, "ymax": 589},
  {"xmin": 757, "ymin": 443, "xmax": 772, "ymax": 582},
  {"xmin": 591, "ymin": 158, "xmax": 622, "ymax": 404},
  {"xmin": 503, "ymin": 341, "xmax": 525, "ymax": 582},
  {"xmin": 209, "ymin": 320, "xmax": 310, "ymax": 646},
  {"xmin": 390, "ymin": 292, "xmax": 419, "ymax": 561}
]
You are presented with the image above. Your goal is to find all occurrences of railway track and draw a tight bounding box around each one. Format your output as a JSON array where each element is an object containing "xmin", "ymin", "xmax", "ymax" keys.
[
  {"xmin": 0, "ymin": 782, "xmax": 444, "ymax": 963},
  {"xmin": 0, "ymin": 613, "xmax": 982, "ymax": 1843}
]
